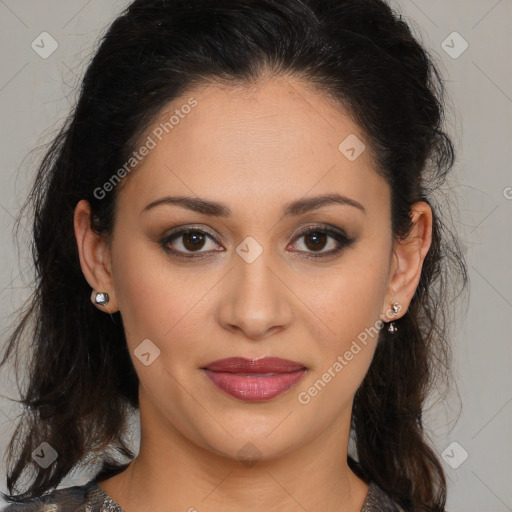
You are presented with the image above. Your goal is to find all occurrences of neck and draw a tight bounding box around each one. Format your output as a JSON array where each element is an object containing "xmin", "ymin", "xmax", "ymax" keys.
[{"xmin": 98, "ymin": 391, "xmax": 369, "ymax": 512}]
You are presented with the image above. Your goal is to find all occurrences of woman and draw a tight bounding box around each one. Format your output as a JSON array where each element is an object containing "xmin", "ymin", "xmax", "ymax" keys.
[{"xmin": 0, "ymin": 0, "xmax": 467, "ymax": 511}]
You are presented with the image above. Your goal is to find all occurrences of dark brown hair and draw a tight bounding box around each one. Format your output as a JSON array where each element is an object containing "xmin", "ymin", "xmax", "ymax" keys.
[{"xmin": 1, "ymin": 0, "xmax": 467, "ymax": 510}]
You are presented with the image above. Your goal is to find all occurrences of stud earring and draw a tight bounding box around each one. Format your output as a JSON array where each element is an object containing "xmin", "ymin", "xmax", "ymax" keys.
[
  {"xmin": 387, "ymin": 302, "xmax": 400, "ymax": 333},
  {"xmin": 93, "ymin": 292, "xmax": 110, "ymax": 306}
]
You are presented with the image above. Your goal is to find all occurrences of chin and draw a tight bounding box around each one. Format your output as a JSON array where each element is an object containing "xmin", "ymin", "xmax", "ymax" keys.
[{"xmin": 195, "ymin": 426, "xmax": 301, "ymax": 463}]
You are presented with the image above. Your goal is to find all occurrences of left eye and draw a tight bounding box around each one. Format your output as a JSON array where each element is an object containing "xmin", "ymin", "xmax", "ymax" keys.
[
  {"xmin": 160, "ymin": 226, "xmax": 353, "ymax": 259},
  {"xmin": 288, "ymin": 227, "xmax": 354, "ymax": 259}
]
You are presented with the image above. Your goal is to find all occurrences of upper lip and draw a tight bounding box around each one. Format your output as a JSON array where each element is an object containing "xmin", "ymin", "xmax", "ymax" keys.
[{"xmin": 202, "ymin": 357, "xmax": 307, "ymax": 373}]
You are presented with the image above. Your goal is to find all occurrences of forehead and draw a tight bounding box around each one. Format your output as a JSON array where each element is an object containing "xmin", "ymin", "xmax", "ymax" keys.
[{"xmin": 116, "ymin": 76, "xmax": 389, "ymax": 221}]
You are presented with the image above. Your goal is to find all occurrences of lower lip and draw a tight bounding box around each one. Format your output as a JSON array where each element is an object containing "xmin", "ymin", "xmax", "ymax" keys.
[{"xmin": 202, "ymin": 369, "xmax": 307, "ymax": 401}]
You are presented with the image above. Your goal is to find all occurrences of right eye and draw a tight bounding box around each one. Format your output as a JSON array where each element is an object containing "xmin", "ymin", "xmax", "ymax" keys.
[{"xmin": 159, "ymin": 227, "xmax": 223, "ymax": 259}]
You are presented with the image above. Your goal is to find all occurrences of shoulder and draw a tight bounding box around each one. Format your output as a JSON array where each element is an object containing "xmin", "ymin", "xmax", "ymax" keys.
[
  {"xmin": 1, "ymin": 479, "xmax": 106, "ymax": 512},
  {"xmin": 362, "ymin": 481, "xmax": 408, "ymax": 512}
]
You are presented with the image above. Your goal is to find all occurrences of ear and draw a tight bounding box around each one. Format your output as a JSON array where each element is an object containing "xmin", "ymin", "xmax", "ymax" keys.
[
  {"xmin": 381, "ymin": 201, "xmax": 433, "ymax": 321},
  {"xmin": 74, "ymin": 199, "xmax": 119, "ymax": 313}
]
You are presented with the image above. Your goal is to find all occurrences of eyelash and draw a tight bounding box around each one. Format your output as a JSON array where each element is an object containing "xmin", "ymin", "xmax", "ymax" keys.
[{"xmin": 159, "ymin": 224, "xmax": 355, "ymax": 261}]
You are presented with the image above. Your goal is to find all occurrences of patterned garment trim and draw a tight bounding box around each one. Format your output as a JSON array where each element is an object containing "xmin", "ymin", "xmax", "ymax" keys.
[{"xmin": 2, "ymin": 478, "xmax": 406, "ymax": 511}]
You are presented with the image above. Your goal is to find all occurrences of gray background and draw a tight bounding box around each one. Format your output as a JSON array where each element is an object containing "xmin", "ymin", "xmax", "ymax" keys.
[{"xmin": 0, "ymin": 1, "xmax": 511, "ymax": 510}]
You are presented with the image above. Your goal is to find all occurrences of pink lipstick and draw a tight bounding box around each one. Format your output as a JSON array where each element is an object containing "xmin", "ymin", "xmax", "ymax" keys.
[{"xmin": 201, "ymin": 357, "xmax": 307, "ymax": 401}]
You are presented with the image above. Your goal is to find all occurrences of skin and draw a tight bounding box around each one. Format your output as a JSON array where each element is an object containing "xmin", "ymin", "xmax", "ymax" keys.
[{"xmin": 74, "ymin": 75, "xmax": 432, "ymax": 512}]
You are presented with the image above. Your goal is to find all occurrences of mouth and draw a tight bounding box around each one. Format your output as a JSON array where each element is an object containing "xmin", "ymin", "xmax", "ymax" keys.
[{"xmin": 201, "ymin": 357, "xmax": 307, "ymax": 402}]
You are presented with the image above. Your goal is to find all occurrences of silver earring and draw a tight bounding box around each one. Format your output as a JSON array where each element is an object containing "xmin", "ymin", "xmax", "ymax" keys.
[
  {"xmin": 387, "ymin": 322, "xmax": 398, "ymax": 333},
  {"xmin": 94, "ymin": 292, "xmax": 110, "ymax": 306},
  {"xmin": 387, "ymin": 302, "xmax": 400, "ymax": 333}
]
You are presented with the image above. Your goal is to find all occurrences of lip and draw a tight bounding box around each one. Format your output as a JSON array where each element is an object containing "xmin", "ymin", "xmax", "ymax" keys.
[
  {"xmin": 203, "ymin": 357, "xmax": 306, "ymax": 373},
  {"xmin": 201, "ymin": 357, "xmax": 307, "ymax": 402}
]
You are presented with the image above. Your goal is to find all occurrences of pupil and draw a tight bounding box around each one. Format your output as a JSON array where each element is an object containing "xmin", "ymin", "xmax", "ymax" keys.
[
  {"xmin": 305, "ymin": 232, "xmax": 326, "ymax": 251},
  {"xmin": 184, "ymin": 232, "xmax": 205, "ymax": 251}
]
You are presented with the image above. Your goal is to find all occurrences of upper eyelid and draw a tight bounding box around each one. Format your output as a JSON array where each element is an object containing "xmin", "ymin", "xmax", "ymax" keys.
[
  {"xmin": 163, "ymin": 225, "xmax": 221, "ymax": 243},
  {"xmin": 162, "ymin": 223, "xmax": 346, "ymax": 238}
]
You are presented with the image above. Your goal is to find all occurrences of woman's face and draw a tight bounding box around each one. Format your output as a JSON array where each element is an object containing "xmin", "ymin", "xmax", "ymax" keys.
[{"xmin": 93, "ymin": 76, "xmax": 399, "ymax": 460}]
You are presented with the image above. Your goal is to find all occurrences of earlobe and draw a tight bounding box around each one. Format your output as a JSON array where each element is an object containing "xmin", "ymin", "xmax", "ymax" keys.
[
  {"xmin": 74, "ymin": 199, "xmax": 119, "ymax": 313},
  {"xmin": 382, "ymin": 201, "xmax": 433, "ymax": 320}
]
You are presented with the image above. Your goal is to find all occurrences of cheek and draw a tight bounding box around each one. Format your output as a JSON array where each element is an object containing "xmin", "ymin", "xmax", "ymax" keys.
[
  {"xmin": 109, "ymin": 238, "xmax": 179, "ymax": 346},
  {"xmin": 298, "ymin": 284, "xmax": 383, "ymax": 412},
  {"xmin": 110, "ymin": 237, "xmax": 216, "ymax": 355},
  {"xmin": 303, "ymin": 247, "xmax": 390, "ymax": 388},
  {"xmin": 311, "ymin": 254, "xmax": 389, "ymax": 340}
]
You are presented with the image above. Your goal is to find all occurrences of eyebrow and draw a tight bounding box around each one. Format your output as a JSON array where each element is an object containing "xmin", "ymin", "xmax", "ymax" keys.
[{"xmin": 140, "ymin": 192, "xmax": 366, "ymax": 218}]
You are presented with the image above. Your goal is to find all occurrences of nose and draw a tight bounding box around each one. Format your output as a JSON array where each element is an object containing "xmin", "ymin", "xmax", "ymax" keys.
[{"xmin": 216, "ymin": 248, "xmax": 294, "ymax": 340}]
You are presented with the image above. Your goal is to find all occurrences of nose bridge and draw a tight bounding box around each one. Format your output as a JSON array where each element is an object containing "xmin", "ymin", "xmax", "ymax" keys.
[
  {"xmin": 234, "ymin": 234, "xmax": 283, "ymax": 306},
  {"xmin": 218, "ymin": 234, "xmax": 293, "ymax": 338}
]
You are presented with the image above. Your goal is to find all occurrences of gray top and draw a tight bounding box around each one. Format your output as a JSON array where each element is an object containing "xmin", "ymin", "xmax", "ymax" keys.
[{"xmin": 2, "ymin": 479, "xmax": 406, "ymax": 511}]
